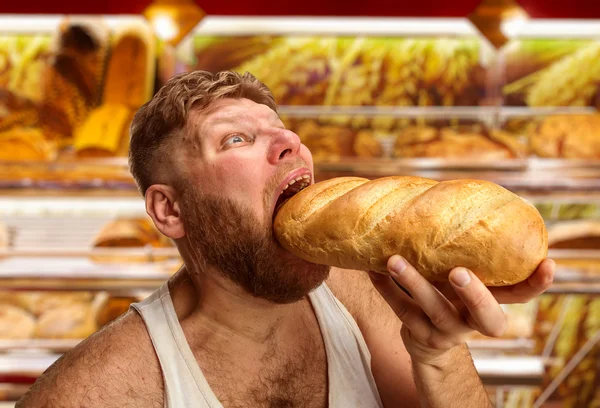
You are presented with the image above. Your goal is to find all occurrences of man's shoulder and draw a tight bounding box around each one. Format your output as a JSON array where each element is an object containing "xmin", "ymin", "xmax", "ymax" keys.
[
  {"xmin": 325, "ymin": 268, "xmax": 380, "ymax": 323},
  {"xmin": 325, "ymin": 268, "xmax": 399, "ymax": 333},
  {"xmin": 17, "ymin": 309, "xmax": 163, "ymax": 408}
]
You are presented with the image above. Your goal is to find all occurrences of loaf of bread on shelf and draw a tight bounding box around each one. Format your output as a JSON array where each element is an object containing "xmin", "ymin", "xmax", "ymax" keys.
[
  {"xmin": 73, "ymin": 21, "xmax": 155, "ymax": 157},
  {"xmin": 0, "ymin": 304, "xmax": 35, "ymax": 339},
  {"xmin": 34, "ymin": 292, "xmax": 108, "ymax": 339},
  {"xmin": 92, "ymin": 218, "xmax": 171, "ymax": 262},
  {"xmin": 295, "ymin": 120, "xmax": 355, "ymax": 160},
  {"xmin": 0, "ymin": 127, "xmax": 56, "ymax": 161},
  {"xmin": 394, "ymin": 126, "xmax": 526, "ymax": 159},
  {"xmin": 73, "ymin": 103, "xmax": 134, "ymax": 157},
  {"xmin": 14, "ymin": 292, "xmax": 94, "ymax": 317},
  {"xmin": 102, "ymin": 20, "xmax": 156, "ymax": 108},
  {"xmin": 96, "ymin": 296, "xmax": 139, "ymax": 328},
  {"xmin": 94, "ymin": 218, "xmax": 167, "ymax": 248},
  {"xmin": 547, "ymin": 220, "xmax": 600, "ymax": 249},
  {"xmin": 274, "ymin": 176, "xmax": 548, "ymax": 286},
  {"xmin": 530, "ymin": 114, "xmax": 600, "ymax": 159},
  {"xmin": 39, "ymin": 19, "xmax": 109, "ymax": 143},
  {"xmin": 353, "ymin": 130, "xmax": 383, "ymax": 157}
]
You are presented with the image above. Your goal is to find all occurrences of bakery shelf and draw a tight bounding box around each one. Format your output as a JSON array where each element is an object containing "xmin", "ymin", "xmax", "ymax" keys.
[
  {"xmin": 278, "ymin": 105, "xmax": 596, "ymax": 121},
  {"xmin": 314, "ymin": 159, "xmax": 600, "ymax": 192},
  {"xmin": 0, "ymin": 340, "xmax": 81, "ymax": 354},
  {"xmin": 279, "ymin": 105, "xmax": 498, "ymax": 121}
]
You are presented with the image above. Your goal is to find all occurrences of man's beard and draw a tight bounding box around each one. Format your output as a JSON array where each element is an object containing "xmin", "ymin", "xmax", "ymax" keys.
[{"xmin": 179, "ymin": 183, "xmax": 330, "ymax": 304}]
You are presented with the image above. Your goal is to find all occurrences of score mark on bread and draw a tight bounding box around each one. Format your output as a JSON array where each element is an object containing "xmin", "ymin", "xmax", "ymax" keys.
[{"xmin": 274, "ymin": 176, "xmax": 548, "ymax": 286}]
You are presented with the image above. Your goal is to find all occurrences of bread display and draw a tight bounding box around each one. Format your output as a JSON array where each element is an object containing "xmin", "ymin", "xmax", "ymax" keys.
[
  {"xmin": 394, "ymin": 126, "xmax": 526, "ymax": 159},
  {"xmin": 0, "ymin": 304, "xmax": 35, "ymax": 339},
  {"xmin": 353, "ymin": 130, "xmax": 384, "ymax": 158},
  {"xmin": 0, "ymin": 127, "xmax": 56, "ymax": 161},
  {"xmin": 39, "ymin": 20, "xmax": 109, "ymax": 143},
  {"xmin": 101, "ymin": 21, "xmax": 155, "ymax": 109},
  {"xmin": 534, "ymin": 295, "xmax": 600, "ymax": 407},
  {"xmin": 74, "ymin": 21, "xmax": 155, "ymax": 157},
  {"xmin": 96, "ymin": 296, "xmax": 137, "ymax": 328},
  {"xmin": 530, "ymin": 114, "xmax": 600, "ymax": 159},
  {"xmin": 35, "ymin": 300, "xmax": 101, "ymax": 339},
  {"xmin": 73, "ymin": 103, "xmax": 134, "ymax": 157},
  {"xmin": 295, "ymin": 120, "xmax": 355, "ymax": 161},
  {"xmin": 0, "ymin": 292, "xmax": 136, "ymax": 340},
  {"xmin": 548, "ymin": 220, "xmax": 600, "ymax": 249},
  {"xmin": 274, "ymin": 176, "xmax": 547, "ymax": 286},
  {"xmin": 93, "ymin": 218, "xmax": 166, "ymax": 248},
  {"xmin": 230, "ymin": 37, "xmax": 485, "ymax": 106},
  {"xmin": 92, "ymin": 218, "xmax": 171, "ymax": 262}
]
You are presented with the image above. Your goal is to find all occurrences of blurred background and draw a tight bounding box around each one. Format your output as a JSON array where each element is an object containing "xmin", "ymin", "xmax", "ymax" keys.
[{"xmin": 0, "ymin": 0, "xmax": 599, "ymax": 407}]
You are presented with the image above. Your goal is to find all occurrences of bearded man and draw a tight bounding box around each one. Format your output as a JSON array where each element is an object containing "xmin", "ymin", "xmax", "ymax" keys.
[{"xmin": 18, "ymin": 70, "xmax": 555, "ymax": 408}]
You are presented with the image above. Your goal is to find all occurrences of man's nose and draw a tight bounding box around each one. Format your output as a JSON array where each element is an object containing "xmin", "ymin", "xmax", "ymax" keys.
[{"xmin": 267, "ymin": 129, "xmax": 301, "ymax": 165}]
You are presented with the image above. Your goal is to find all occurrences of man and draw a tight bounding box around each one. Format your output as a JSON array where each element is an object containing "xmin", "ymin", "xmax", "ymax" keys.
[{"xmin": 18, "ymin": 70, "xmax": 555, "ymax": 407}]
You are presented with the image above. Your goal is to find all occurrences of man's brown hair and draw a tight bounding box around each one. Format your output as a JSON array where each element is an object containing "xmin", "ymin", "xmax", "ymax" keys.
[{"xmin": 129, "ymin": 70, "xmax": 278, "ymax": 195}]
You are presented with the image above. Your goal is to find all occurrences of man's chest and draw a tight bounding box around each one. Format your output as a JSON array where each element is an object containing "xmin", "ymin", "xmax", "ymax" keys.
[{"xmin": 194, "ymin": 317, "xmax": 328, "ymax": 407}]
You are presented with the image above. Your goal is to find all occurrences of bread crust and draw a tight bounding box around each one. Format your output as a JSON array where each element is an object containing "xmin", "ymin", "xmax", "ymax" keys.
[{"xmin": 274, "ymin": 176, "xmax": 548, "ymax": 286}]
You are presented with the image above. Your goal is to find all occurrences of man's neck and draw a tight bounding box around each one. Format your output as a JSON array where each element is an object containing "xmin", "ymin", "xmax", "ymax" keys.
[{"xmin": 168, "ymin": 264, "xmax": 307, "ymax": 345}]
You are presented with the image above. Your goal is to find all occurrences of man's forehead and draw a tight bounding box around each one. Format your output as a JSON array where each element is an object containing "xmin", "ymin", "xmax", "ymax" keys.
[{"xmin": 199, "ymin": 98, "xmax": 279, "ymax": 126}]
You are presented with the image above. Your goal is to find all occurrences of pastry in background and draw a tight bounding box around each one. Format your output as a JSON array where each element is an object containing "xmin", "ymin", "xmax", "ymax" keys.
[
  {"xmin": 94, "ymin": 218, "xmax": 166, "ymax": 248},
  {"xmin": 353, "ymin": 130, "xmax": 383, "ymax": 158},
  {"xmin": 39, "ymin": 19, "xmax": 109, "ymax": 143},
  {"xmin": 547, "ymin": 220, "xmax": 600, "ymax": 249},
  {"xmin": 96, "ymin": 296, "xmax": 138, "ymax": 328},
  {"xmin": 73, "ymin": 103, "xmax": 134, "ymax": 157},
  {"xmin": 295, "ymin": 120, "xmax": 355, "ymax": 161},
  {"xmin": 92, "ymin": 217, "xmax": 171, "ymax": 262},
  {"xmin": 0, "ymin": 127, "xmax": 56, "ymax": 161},
  {"xmin": 194, "ymin": 36, "xmax": 281, "ymax": 74},
  {"xmin": 530, "ymin": 114, "xmax": 600, "ymax": 159},
  {"xmin": 75, "ymin": 21, "xmax": 155, "ymax": 157},
  {"xmin": 14, "ymin": 292, "xmax": 94, "ymax": 317},
  {"xmin": 0, "ymin": 304, "xmax": 35, "ymax": 339},
  {"xmin": 394, "ymin": 126, "xmax": 525, "ymax": 159},
  {"xmin": 34, "ymin": 292, "xmax": 108, "ymax": 339},
  {"xmin": 102, "ymin": 21, "xmax": 155, "ymax": 109}
]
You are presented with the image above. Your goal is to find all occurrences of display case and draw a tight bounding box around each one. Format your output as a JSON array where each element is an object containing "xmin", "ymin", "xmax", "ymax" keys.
[{"xmin": 0, "ymin": 14, "xmax": 599, "ymax": 408}]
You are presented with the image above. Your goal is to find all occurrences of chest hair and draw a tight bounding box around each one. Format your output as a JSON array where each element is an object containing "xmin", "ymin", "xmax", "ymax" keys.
[{"xmin": 194, "ymin": 308, "xmax": 328, "ymax": 408}]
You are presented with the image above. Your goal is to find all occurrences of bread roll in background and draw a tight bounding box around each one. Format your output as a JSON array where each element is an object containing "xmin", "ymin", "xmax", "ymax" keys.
[{"xmin": 274, "ymin": 176, "xmax": 548, "ymax": 286}]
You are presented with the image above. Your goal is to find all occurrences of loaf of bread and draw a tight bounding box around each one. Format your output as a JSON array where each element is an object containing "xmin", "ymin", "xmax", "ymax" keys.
[{"xmin": 274, "ymin": 176, "xmax": 548, "ymax": 286}]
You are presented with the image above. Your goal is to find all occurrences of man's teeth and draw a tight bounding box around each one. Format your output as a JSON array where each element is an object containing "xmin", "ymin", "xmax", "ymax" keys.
[{"xmin": 282, "ymin": 174, "xmax": 311, "ymax": 192}]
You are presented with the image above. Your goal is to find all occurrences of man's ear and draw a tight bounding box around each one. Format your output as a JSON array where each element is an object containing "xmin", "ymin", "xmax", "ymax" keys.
[{"xmin": 145, "ymin": 184, "xmax": 185, "ymax": 239}]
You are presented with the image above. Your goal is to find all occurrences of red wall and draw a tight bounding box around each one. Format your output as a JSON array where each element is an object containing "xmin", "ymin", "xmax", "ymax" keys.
[{"xmin": 1, "ymin": 0, "xmax": 599, "ymax": 18}]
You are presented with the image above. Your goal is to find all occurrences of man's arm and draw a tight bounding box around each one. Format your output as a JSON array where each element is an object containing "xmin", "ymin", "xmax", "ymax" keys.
[
  {"xmin": 327, "ymin": 258, "xmax": 555, "ymax": 408},
  {"xmin": 17, "ymin": 311, "xmax": 163, "ymax": 408}
]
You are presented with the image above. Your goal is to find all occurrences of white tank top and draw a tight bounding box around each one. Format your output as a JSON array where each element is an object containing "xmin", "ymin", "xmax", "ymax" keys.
[{"xmin": 132, "ymin": 282, "xmax": 383, "ymax": 408}]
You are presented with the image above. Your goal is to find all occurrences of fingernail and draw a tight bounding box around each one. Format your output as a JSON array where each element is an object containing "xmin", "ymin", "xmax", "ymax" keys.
[
  {"xmin": 451, "ymin": 268, "xmax": 471, "ymax": 287},
  {"xmin": 388, "ymin": 256, "xmax": 407, "ymax": 275}
]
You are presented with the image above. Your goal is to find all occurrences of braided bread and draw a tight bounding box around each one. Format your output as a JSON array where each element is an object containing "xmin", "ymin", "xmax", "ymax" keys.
[{"xmin": 274, "ymin": 176, "xmax": 547, "ymax": 286}]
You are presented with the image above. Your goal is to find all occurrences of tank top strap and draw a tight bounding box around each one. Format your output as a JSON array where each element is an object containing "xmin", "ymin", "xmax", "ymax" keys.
[
  {"xmin": 309, "ymin": 283, "xmax": 384, "ymax": 408},
  {"xmin": 131, "ymin": 283, "xmax": 222, "ymax": 408}
]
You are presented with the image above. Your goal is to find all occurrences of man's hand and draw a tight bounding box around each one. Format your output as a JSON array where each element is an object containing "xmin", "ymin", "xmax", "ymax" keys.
[{"xmin": 368, "ymin": 256, "xmax": 556, "ymax": 364}]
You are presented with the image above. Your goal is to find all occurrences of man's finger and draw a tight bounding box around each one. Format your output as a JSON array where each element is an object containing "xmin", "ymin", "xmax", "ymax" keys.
[
  {"xmin": 387, "ymin": 256, "xmax": 465, "ymax": 333},
  {"xmin": 489, "ymin": 258, "xmax": 555, "ymax": 304},
  {"xmin": 449, "ymin": 267, "xmax": 507, "ymax": 338}
]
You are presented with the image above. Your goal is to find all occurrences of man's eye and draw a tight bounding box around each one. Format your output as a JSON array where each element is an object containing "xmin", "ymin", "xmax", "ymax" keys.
[{"xmin": 224, "ymin": 135, "xmax": 246, "ymax": 146}]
